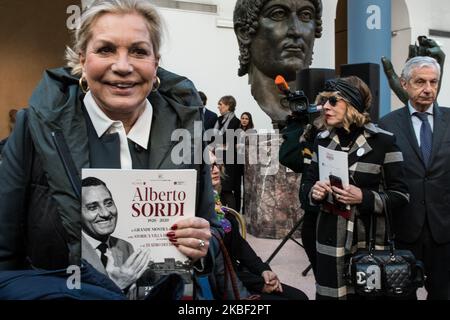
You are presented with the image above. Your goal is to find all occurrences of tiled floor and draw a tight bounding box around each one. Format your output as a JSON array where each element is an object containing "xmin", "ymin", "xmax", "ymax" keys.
[{"xmin": 247, "ymin": 233, "xmax": 428, "ymax": 300}]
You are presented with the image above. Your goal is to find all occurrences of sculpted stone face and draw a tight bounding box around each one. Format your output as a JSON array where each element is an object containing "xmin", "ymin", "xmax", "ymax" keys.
[
  {"xmin": 234, "ymin": 0, "xmax": 322, "ymax": 124},
  {"xmin": 250, "ymin": 0, "xmax": 316, "ymax": 81}
]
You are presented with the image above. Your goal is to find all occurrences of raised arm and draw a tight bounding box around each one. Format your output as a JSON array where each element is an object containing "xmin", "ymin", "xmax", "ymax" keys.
[{"xmin": 381, "ymin": 35, "xmax": 445, "ymax": 104}]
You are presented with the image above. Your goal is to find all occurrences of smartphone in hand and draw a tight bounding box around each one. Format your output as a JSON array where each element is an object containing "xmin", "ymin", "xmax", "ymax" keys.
[
  {"xmin": 329, "ymin": 175, "xmax": 343, "ymax": 189},
  {"xmin": 329, "ymin": 175, "xmax": 347, "ymax": 211}
]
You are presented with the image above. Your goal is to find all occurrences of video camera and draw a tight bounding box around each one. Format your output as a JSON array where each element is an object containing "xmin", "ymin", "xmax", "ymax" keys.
[{"xmin": 275, "ymin": 75, "xmax": 321, "ymax": 124}]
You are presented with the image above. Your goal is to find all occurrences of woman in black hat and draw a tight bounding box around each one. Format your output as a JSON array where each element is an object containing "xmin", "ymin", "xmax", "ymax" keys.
[{"xmin": 301, "ymin": 76, "xmax": 409, "ymax": 300}]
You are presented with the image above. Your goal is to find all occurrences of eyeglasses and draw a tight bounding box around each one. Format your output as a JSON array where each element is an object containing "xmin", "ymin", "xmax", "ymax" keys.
[{"xmin": 318, "ymin": 95, "xmax": 344, "ymax": 107}]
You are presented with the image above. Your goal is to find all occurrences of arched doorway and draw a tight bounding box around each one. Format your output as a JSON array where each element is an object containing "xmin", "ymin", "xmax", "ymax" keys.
[
  {"xmin": 335, "ymin": 0, "xmax": 347, "ymax": 75},
  {"xmin": 391, "ymin": 0, "xmax": 411, "ymax": 109}
]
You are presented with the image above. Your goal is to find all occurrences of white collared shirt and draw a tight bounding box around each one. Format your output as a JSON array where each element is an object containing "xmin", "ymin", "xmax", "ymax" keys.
[
  {"xmin": 82, "ymin": 230, "xmax": 115, "ymax": 269},
  {"xmin": 408, "ymin": 102, "xmax": 434, "ymax": 147},
  {"xmin": 84, "ymin": 91, "xmax": 153, "ymax": 169}
]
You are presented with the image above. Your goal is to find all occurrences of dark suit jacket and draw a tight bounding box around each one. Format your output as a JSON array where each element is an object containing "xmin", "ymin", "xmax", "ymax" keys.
[
  {"xmin": 379, "ymin": 105, "xmax": 450, "ymax": 244},
  {"xmin": 203, "ymin": 108, "xmax": 218, "ymax": 131},
  {"xmin": 215, "ymin": 115, "xmax": 241, "ymax": 191},
  {"xmin": 82, "ymin": 235, "xmax": 134, "ymax": 275}
]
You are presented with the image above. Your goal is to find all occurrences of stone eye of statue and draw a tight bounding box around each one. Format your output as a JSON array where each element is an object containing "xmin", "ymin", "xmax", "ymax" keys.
[
  {"xmin": 265, "ymin": 5, "xmax": 315, "ymax": 23},
  {"xmin": 268, "ymin": 8, "xmax": 286, "ymax": 21},
  {"xmin": 298, "ymin": 9, "xmax": 314, "ymax": 22}
]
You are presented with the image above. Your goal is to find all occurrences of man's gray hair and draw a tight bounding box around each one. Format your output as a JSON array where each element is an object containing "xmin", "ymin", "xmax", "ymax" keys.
[
  {"xmin": 66, "ymin": 0, "xmax": 163, "ymax": 76},
  {"xmin": 401, "ymin": 56, "xmax": 441, "ymax": 82},
  {"xmin": 233, "ymin": 0, "xmax": 323, "ymax": 77}
]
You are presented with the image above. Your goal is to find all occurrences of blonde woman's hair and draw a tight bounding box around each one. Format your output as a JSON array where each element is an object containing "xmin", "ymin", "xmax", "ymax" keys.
[
  {"xmin": 315, "ymin": 76, "xmax": 371, "ymax": 132},
  {"xmin": 315, "ymin": 92, "xmax": 371, "ymax": 132},
  {"xmin": 341, "ymin": 104, "xmax": 370, "ymax": 132},
  {"xmin": 65, "ymin": 0, "xmax": 163, "ymax": 76}
]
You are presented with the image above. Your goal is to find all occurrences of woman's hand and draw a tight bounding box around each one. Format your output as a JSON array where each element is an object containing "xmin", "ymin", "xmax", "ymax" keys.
[
  {"xmin": 331, "ymin": 184, "xmax": 363, "ymax": 205},
  {"xmin": 167, "ymin": 217, "xmax": 211, "ymax": 262},
  {"xmin": 311, "ymin": 180, "xmax": 332, "ymax": 202},
  {"xmin": 261, "ymin": 270, "xmax": 283, "ymax": 293}
]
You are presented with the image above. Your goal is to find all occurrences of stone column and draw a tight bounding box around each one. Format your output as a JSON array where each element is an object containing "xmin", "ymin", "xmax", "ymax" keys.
[{"xmin": 347, "ymin": 0, "xmax": 392, "ymax": 117}]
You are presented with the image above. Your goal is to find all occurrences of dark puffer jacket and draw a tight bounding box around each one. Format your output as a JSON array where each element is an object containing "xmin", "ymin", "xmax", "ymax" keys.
[{"xmin": 0, "ymin": 67, "xmax": 217, "ymax": 270}]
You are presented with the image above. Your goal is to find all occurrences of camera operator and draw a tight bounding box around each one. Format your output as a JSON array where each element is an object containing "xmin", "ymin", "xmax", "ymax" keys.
[{"xmin": 278, "ymin": 77, "xmax": 323, "ymax": 276}]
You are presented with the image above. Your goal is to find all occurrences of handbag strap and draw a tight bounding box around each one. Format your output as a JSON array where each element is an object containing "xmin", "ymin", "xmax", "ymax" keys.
[
  {"xmin": 380, "ymin": 193, "xmax": 395, "ymax": 252},
  {"xmin": 212, "ymin": 232, "xmax": 241, "ymax": 300},
  {"xmin": 368, "ymin": 193, "xmax": 395, "ymax": 255}
]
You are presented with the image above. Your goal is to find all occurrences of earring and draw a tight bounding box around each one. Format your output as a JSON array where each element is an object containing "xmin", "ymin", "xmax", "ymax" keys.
[
  {"xmin": 152, "ymin": 76, "xmax": 160, "ymax": 92},
  {"xmin": 79, "ymin": 76, "xmax": 89, "ymax": 93}
]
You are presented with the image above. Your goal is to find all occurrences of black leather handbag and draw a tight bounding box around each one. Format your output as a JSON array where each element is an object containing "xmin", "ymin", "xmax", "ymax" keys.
[{"xmin": 346, "ymin": 194, "xmax": 425, "ymax": 297}]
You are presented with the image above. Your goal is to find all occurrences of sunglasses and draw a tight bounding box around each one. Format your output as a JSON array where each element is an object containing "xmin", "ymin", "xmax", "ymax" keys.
[
  {"xmin": 318, "ymin": 95, "xmax": 344, "ymax": 107},
  {"xmin": 210, "ymin": 162, "xmax": 222, "ymax": 171}
]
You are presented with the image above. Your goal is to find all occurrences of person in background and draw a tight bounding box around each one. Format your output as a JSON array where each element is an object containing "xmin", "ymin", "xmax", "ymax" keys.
[
  {"xmin": 379, "ymin": 56, "xmax": 450, "ymax": 300},
  {"xmin": 237, "ymin": 111, "xmax": 255, "ymax": 215},
  {"xmin": 209, "ymin": 151, "xmax": 308, "ymax": 300},
  {"xmin": 239, "ymin": 112, "xmax": 254, "ymax": 131},
  {"xmin": 381, "ymin": 36, "xmax": 445, "ymax": 106},
  {"xmin": 213, "ymin": 95, "xmax": 241, "ymax": 211},
  {"xmin": 198, "ymin": 91, "xmax": 218, "ymax": 131},
  {"xmin": 302, "ymin": 76, "xmax": 409, "ymax": 300},
  {"xmin": 279, "ymin": 113, "xmax": 321, "ymax": 277},
  {"xmin": 0, "ymin": 0, "xmax": 212, "ymax": 299}
]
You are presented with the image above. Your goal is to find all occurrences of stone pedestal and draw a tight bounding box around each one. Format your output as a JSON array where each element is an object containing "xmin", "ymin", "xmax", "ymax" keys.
[{"xmin": 243, "ymin": 132, "xmax": 304, "ymax": 239}]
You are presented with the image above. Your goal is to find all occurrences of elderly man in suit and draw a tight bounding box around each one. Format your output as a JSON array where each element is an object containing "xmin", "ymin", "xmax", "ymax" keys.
[
  {"xmin": 81, "ymin": 177, "xmax": 151, "ymax": 294},
  {"xmin": 379, "ymin": 56, "xmax": 450, "ymax": 300}
]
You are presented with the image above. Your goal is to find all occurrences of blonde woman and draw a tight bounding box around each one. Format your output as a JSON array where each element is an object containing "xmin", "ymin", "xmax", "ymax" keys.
[
  {"xmin": 0, "ymin": 0, "xmax": 212, "ymax": 294},
  {"xmin": 302, "ymin": 76, "xmax": 409, "ymax": 300}
]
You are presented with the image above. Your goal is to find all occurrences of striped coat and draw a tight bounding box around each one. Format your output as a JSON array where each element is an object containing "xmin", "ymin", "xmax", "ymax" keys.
[{"xmin": 301, "ymin": 123, "xmax": 409, "ymax": 300}]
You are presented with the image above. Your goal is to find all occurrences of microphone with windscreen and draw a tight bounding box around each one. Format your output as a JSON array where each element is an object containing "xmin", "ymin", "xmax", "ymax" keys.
[
  {"xmin": 275, "ymin": 75, "xmax": 291, "ymax": 95},
  {"xmin": 274, "ymin": 75, "xmax": 322, "ymax": 115}
]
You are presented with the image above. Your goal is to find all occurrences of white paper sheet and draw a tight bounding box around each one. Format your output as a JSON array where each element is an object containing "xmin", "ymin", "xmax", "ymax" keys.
[{"xmin": 318, "ymin": 145, "xmax": 349, "ymax": 187}]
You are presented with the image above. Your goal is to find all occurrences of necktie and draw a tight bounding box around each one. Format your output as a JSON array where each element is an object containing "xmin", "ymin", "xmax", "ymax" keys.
[
  {"xmin": 97, "ymin": 242, "xmax": 108, "ymax": 268},
  {"xmin": 414, "ymin": 112, "xmax": 433, "ymax": 167}
]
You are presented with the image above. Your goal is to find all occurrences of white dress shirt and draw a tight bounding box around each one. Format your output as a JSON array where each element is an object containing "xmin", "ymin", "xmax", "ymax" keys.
[
  {"xmin": 408, "ymin": 102, "xmax": 434, "ymax": 147},
  {"xmin": 84, "ymin": 91, "xmax": 153, "ymax": 169}
]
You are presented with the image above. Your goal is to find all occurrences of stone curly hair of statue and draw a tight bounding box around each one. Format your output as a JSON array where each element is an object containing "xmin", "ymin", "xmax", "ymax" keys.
[{"xmin": 233, "ymin": 0, "xmax": 323, "ymax": 77}]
